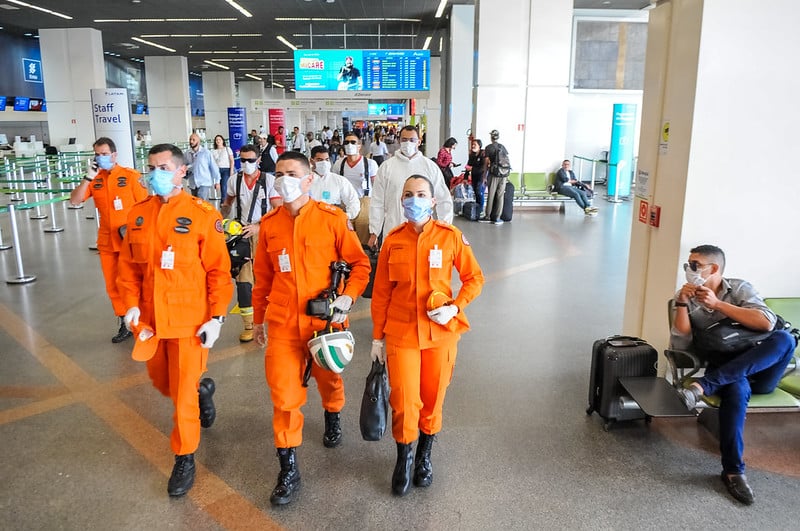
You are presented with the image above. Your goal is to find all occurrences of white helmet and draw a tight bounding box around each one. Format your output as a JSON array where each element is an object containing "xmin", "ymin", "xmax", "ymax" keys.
[{"xmin": 307, "ymin": 330, "xmax": 355, "ymax": 373}]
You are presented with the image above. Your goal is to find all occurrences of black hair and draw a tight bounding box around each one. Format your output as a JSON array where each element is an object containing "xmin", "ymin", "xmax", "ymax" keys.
[
  {"xmin": 344, "ymin": 130, "xmax": 360, "ymax": 141},
  {"xmin": 214, "ymin": 134, "xmax": 226, "ymax": 147},
  {"xmin": 148, "ymin": 143, "xmax": 185, "ymax": 168},
  {"xmin": 310, "ymin": 146, "xmax": 329, "ymax": 158},
  {"xmin": 473, "ymin": 139, "xmax": 483, "ymax": 149},
  {"xmin": 277, "ymin": 150, "xmax": 311, "ymax": 170},
  {"xmin": 401, "ymin": 125, "xmax": 418, "ymax": 135},
  {"xmin": 690, "ymin": 244, "xmax": 726, "ymax": 273},
  {"xmin": 239, "ymin": 143, "xmax": 259, "ymax": 156},
  {"xmin": 405, "ymin": 174, "xmax": 434, "ymax": 195},
  {"xmin": 94, "ymin": 137, "xmax": 117, "ymax": 153},
  {"xmin": 443, "ymin": 137, "xmax": 457, "ymax": 148}
]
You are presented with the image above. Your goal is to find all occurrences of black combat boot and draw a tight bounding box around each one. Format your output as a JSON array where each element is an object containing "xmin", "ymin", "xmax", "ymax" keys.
[
  {"xmin": 167, "ymin": 453, "xmax": 196, "ymax": 497},
  {"xmin": 391, "ymin": 442, "xmax": 414, "ymax": 496},
  {"xmin": 323, "ymin": 410, "xmax": 342, "ymax": 448},
  {"xmin": 413, "ymin": 432, "xmax": 435, "ymax": 488},
  {"xmin": 270, "ymin": 448, "xmax": 301, "ymax": 506},
  {"xmin": 111, "ymin": 317, "xmax": 132, "ymax": 343},
  {"xmin": 198, "ymin": 377, "xmax": 216, "ymax": 428}
]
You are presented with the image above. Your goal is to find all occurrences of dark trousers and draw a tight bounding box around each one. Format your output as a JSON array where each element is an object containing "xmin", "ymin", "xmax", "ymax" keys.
[
  {"xmin": 698, "ymin": 330, "xmax": 795, "ymax": 474},
  {"xmin": 486, "ymin": 176, "xmax": 507, "ymax": 221},
  {"xmin": 472, "ymin": 177, "xmax": 486, "ymax": 214}
]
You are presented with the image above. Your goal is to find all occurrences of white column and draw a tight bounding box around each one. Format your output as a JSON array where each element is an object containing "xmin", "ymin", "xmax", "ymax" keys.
[
  {"xmin": 423, "ymin": 57, "xmax": 442, "ymax": 158},
  {"xmin": 472, "ymin": 0, "xmax": 572, "ymax": 173},
  {"xmin": 202, "ymin": 71, "xmax": 235, "ymax": 139},
  {"xmin": 238, "ymin": 80, "xmax": 265, "ymax": 137},
  {"xmin": 39, "ymin": 28, "xmax": 105, "ymax": 148},
  {"xmin": 623, "ymin": 0, "xmax": 800, "ymax": 361},
  {"xmin": 145, "ymin": 56, "xmax": 191, "ymax": 144},
  {"xmin": 448, "ymin": 4, "xmax": 475, "ymax": 164}
]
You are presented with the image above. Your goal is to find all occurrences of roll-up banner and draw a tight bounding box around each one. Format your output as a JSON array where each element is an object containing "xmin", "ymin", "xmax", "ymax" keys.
[
  {"xmin": 227, "ymin": 107, "xmax": 247, "ymax": 172},
  {"xmin": 90, "ymin": 88, "xmax": 135, "ymax": 168}
]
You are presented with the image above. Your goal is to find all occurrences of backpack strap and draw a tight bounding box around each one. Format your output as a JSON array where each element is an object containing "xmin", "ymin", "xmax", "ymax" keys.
[
  {"xmin": 363, "ymin": 156, "xmax": 370, "ymax": 195},
  {"xmin": 245, "ymin": 175, "xmax": 263, "ymax": 224},
  {"xmin": 235, "ymin": 171, "xmax": 243, "ymax": 223}
]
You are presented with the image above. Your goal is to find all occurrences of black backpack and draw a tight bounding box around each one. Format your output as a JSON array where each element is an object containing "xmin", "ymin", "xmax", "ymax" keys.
[{"xmin": 489, "ymin": 144, "xmax": 511, "ymax": 178}]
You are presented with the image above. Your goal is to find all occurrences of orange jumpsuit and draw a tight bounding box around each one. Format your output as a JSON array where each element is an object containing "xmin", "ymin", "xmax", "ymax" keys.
[
  {"xmin": 117, "ymin": 191, "xmax": 233, "ymax": 455},
  {"xmin": 81, "ymin": 165, "xmax": 148, "ymax": 315},
  {"xmin": 371, "ymin": 220, "xmax": 484, "ymax": 443},
  {"xmin": 253, "ymin": 199, "xmax": 370, "ymax": 448}
]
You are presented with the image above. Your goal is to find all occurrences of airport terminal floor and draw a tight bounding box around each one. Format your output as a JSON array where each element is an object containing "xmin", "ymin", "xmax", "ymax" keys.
[{"xmin": 3, "ymin": 193, "xmax": 800, "ymax": 530}]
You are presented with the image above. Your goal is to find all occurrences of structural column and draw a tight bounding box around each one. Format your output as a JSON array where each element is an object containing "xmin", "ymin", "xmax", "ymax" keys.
[
  {"xmin": 472, "ymin": 0, "xmax": 572, "ymax": 173},
  {"xmin": 448, "ymin": 4, "xmax": 475, "ymax": 165},
  {"xmin": 623, "ymin": 0, "xmax": 800, "ymax": 362},
  {"xmin": 145, "ymin": 56, "xmax": 191, "ymax": 144},
  {"xmin": 39, "ymin": 28, "xmax": 105, "ymax": 148},
  {"xmin": 238, "ymin": 80, "xmax": 265, "ymax": 137},
  {"xmin": 202, "ymin": 71, "xmax": 235, "ymax": 139}
]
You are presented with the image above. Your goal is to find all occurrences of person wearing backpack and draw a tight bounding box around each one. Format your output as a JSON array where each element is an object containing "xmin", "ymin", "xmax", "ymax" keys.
[{"xmin": 483, "ymin": 129, "xmax": 511, "ymax": 225}]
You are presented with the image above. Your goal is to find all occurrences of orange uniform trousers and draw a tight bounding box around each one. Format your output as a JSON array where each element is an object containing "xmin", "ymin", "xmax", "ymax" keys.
[
  {"xmin": 146, "ymin": 336, "xmax": 208, "ymax": 455},
  {"xmin": 265, "ymin": 337, "xmax": 345, "ymax": 448},
  {"xmin": 99, "ymin": 250, "xmax": 126, "ymax": 315},
  {"xmin": 386, "ymin": 337, "xmax": 459, "ymax": 444}
]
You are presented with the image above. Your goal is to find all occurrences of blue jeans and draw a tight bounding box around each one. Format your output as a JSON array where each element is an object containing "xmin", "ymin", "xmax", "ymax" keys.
[
  {"xmin": 558, "ymin": 185, "xmax": 590, "ymax": 210},
  {"xmin": 472, "ymin": 177, "xmax": 485, "ymax": 214},
  {"xmin": 218, "ymin": 167, "xmax": 231, "ymax": 199},
  {"xmin": 698, "ymin": 330, "xmax": 795, "ymax": 474}
]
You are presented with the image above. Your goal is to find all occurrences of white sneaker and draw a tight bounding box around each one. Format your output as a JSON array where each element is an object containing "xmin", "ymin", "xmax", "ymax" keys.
[{"xmin": 493, "ymin": 220, "xmax": 504, "ymax": 225}]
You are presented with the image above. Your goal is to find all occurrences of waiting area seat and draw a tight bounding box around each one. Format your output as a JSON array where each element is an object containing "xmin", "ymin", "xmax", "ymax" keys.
[{"xmin": 509, "ymin": 172, "xmax": 569, "ymax": 212}]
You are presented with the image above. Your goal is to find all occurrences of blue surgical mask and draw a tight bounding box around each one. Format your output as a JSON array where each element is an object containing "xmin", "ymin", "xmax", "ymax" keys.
[
  {"xmin": 148, "ymin": 169, "xmax": 177, "ymax": 197},
  {"xmin": 402, "ymin": 196, "xmax": 433, "ymax": 222},
  {"xmin": 95, "ymin": 155, "xmax": 113, "ymax": 170}
]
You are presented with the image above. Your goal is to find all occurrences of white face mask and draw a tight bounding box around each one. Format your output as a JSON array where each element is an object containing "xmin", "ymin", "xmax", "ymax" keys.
[
  {"xmin": 241, "ymin": 161, "xmax": 257, "ymax": 175},
  {"xmin": 685, "ymin": 267, "xmax": 708, "ymax": 286},
  {"xmin": 314, "ymin": 160, "xmax": 331, "ymax": 176},
  {"xmin": 344, "ymin": 143, "xmax": 359, "ymax": 156},
  {"xmin": 400, "ymin": 140, "xmax": 418, "ymax": 158},
  {"xmin": 274, "ymin": 175, "xmax": 305, "ymax": 203}
]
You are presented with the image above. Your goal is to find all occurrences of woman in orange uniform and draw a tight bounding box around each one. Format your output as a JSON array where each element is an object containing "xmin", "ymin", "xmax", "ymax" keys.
[{"xmin": 370, "ymin": 174, "xmax": 484, "ymax": 496}]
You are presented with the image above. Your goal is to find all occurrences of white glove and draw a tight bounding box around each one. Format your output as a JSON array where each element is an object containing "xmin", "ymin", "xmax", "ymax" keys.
[
  {"xmin": 86, "ymin": 159, "xmax": 99, "ymax": 181},
  {"xmin": 124, "ymin": 307, "xmax": 141, "ymax": 330},
  {"xmin": 370, "ymin": 339, "xmax": 386, "ymax": 364},
  {"xmin": 254, "ymin": 323, "xmax": 267, "ymax": 347},
  {"xmin": 427, "ymin": 304, "xmax": 459, "ymax": 326},
  {"xmin": 330, "ymin": 295, "xmax": 353, "ymax": 324},
  {"xmin": 196, "ymin": 319, "xmax": 222, "ymax": 349}
]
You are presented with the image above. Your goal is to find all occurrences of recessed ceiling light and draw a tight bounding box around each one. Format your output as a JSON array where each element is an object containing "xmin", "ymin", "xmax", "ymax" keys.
[
  {"xmin": 204, "ymin": 59, "xmax": 230, "ymax": 70},
  {"xmin": 277, "ymin": 36, "xmax": 298, "ymax": 51},
  {"xmin": 5, "ymin": 0, "xmax": 72, "ymax": 19},
  {"xmin": 131, "ymin": 37, "xmax": 176, "ymax": 52},
  {"xmin": 225, "ymin": 0, "xmax": 252, "ymax": 17}
]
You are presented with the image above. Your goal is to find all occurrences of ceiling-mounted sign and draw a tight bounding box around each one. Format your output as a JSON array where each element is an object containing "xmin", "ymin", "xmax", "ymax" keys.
[
  {"xmin": 23, "ymin": 58, "xmax": 43, "ymax": 83},
  {"xmin": 252, "ymin": 99, "xmax": 285, "ymax": 111}
]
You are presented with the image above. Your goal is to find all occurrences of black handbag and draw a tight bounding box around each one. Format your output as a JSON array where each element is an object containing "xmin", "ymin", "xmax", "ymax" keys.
[
  {"xmin": 692, "ymin": 317, "xmax": 778, "ymax": 357},
  {"xmin": 359, "ymin": 360, "xmax": 390, "ymax": 441}
]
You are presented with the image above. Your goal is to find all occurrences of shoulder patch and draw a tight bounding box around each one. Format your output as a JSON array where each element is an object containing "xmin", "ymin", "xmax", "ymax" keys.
[
  {"xmin": 193, "ymin": 198, "xmax": 214, "ymax": 212},
  {"xmin": 215, "ymin": 219, "xmax": 223, "ymax": 233},
  {"xmin": 462, "ymin": 233, "xmax": 470, "ymax": 246}
]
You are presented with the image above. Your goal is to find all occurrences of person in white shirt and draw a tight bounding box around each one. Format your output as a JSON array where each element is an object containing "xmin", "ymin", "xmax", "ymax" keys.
[
  {"xmin": 368, "ymin": 125, "xmax": 453, "ymax": 248},
  {"xmin": 220, "ymin": 143, "xmax": 282, "ymax": 342},
  {"xmin": 308, "ymin": 146, "xmax": 360, "ymax": 220},
  {"xmin": 333, "ymin": 132, "xmax": 379, "ymax": 198},
  {"xmin": 290, "ymin": 126, "xmax": 306, "ymax": 153},
  {"xmin": 211, "ymin": 135, "xmax": 234, "ymax": 200},
  {"xmin": 305, "ymin": 132, "xmax": 322, "ymax": 158},
  {"xmin": 369, "ymin": 132, "xmax": 389, "ymax": 166}
]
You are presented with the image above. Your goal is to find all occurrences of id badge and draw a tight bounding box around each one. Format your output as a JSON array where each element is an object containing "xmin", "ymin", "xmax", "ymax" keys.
[
  {"xmin": 278, "ymin": 248, "xmax": 291, "ymax": 273},
  {"xmin": 322, "ymin": 190, "xmax": 331, "ymax": 201},
  {"xmin": 161, "ymin": 246, "xmax": 175, "ymax": 270},
  {"xmin": 113, "ymin": 197, "xmax": 123, "ymax": 211},
  {"xmin": 429, "ymin": 245, "xmax": 443, "ymax": 269}
]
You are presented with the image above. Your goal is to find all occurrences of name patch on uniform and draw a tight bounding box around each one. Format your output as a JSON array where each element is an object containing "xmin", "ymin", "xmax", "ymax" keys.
[
  {"xmin": 176, "ymin": 217, "xmax": 192, "ymax": 226},
  {"xmin": 462, "ymin": 234, "xmax": 470, "ymax": 246},
  {"xmin": 174, "ymin": 226, "xmax": 190, "ymax": 234},
  {"xmin": 117, "ymin": 176, "xmax": 127, "ymax": 187},
  {"xmin": 215, "ymin": 219, "xmax": 223, "ymax": 233},
  {"xmin": 135, "ymin": 216, "xmax": 144, "ymax": 226},
  {"xmin": 93, "ymin": 183, "xmax": 103, "ymax": 189}
]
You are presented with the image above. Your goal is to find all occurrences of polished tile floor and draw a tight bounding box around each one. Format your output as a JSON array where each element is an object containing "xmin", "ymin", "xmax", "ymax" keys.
[{"xmin": 2, "ymin": 194, "xmax": 800, "ymax": 530}]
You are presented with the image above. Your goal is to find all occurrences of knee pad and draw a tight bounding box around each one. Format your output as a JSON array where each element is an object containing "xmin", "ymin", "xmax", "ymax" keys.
[{"xmin": 237, "ymin": 281, "xmax": 253, "ymax": 307}]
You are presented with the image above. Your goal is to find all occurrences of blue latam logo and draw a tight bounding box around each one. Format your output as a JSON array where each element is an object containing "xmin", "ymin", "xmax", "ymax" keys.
[{"xmin": 23, "ymin": 59, "xmax": 43, "ymax": 83}]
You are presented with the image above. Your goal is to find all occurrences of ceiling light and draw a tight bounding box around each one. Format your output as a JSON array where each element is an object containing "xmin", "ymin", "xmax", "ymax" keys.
[
  {"xmin": 422, "ymin": 36, "xmax": 432, "ymax": 50},
  {"xmin": 435, "ymin": 0, "xmax": 448, "ymax": 18},
  {"xmin": 5, "ymin": 0, "xmax": 72, "ymax": 19},
  {"xmin": 272, "ymin": 82, "xmax": 284, "ymax": 88},
  {"xmin": 204, "ymin": 60, "xmax": 230, "ymax": 70},
  {"xmin": 245, "ymin": 74, "xmax": 262, "ymax": 81},
  {"xmin": 131, "ymin": 37, "xmax": 176, "ymax": 52},
  {"xmin": 95, "ymin": 18, "xmax": 237, "ymax": 22},
  {"xmin": 225, "ymin": 0, "xmax": 252, "ymax": 17},
  {"xmin": 277, "ymin": 36, "xmax": 298, "ymax": 51}
]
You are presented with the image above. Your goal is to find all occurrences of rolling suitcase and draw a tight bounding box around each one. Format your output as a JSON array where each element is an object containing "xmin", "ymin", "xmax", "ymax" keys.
[
  {"xmin": 361, "ymin": 247, "xmax": 379, "ymax": 299},
  {"xmin": 500, "ymin": 181, "xmax": 514, "ymax": 222},
  {"xmin": 586, "ymin": 335, "xmax": 657, "ymax": 430},
  {"xmin": 462, "ymin": 201, "xmax": 480, "ymax": 221}
]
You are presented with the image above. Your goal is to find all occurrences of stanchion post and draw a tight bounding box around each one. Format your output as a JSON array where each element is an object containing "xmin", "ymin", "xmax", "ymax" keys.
[
  {"xmin": 0, "ymin": 224, "xmax": 12, "ymax": 251},
  {"xmin": 88, "ymin": 207, "xmax": 99, "ymax": 251},
  {"xmin": 28, "ymin": 167, "xmax": 48, "ymax": 220},
  {"xmin": 5, "ymin": 205, "xmax": 36, "ymax": 284},
  {"xmin": 43, "ymin": 173, "xmax": 64, "ymax": 233},
  {"xmin": 10, "ymin": 166, "xmax": 24, "ymax": 202}
]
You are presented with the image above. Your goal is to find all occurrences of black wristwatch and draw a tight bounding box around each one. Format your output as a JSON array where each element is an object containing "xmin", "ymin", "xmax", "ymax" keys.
[
  {"xmin": 674, "ymin": 302, "xmax": 688, "ymax": 308},
  {"xmin": 212, "ymin": 315, "xmax": 225, "ymax": 324}
]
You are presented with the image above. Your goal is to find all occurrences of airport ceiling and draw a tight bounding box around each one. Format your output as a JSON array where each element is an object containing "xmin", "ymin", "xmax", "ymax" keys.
[{"xmin": 0, "ymin": 0, "xmax": 652, "ymax": 90}]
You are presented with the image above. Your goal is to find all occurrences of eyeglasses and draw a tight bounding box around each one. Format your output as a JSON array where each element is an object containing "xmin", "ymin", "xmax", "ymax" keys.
[
  {"xmin": 683, "ymin": 261, "xmax": 711, "ymax": 272},
  {"xmin": 240, "ymin": 157, "xmax": 258, "ymax": 163},
  {"xmin": 343, "ymin": 140, "xmax": 358, "ymax": 145}
]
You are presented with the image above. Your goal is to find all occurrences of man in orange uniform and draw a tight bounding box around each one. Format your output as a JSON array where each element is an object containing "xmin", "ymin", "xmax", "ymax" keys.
[
  {"xmin": 370, "ymin": 175, "xmax": 484, "ymax": 496},
  {"xmin": 252, "ymin": 151, "xmax": 370, "ymax": 506},
  {"xmin": 117, "ymin": 144, "xmax": 233, "ymax": 498},
  {"xmin": 69, "ymin": 137, "xmax": 148, "ymax": 343}
]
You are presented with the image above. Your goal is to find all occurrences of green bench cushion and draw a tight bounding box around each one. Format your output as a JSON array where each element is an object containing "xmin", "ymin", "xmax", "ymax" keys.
[
  {"xmin": 778, "ymin": 372, "xmax": 800, "ymax": 396},
  {"xmin": 686, "ymin": 378, "xmax": 800, "ymax": 408}
]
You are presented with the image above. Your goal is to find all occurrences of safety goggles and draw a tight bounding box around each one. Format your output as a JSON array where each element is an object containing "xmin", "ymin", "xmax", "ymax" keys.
[{"xmin": 683, "ymin": 261, "xmax": 711, "ymax": 272}]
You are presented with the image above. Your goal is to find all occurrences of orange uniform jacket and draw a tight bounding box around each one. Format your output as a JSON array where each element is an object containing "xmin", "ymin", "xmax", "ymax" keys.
[
  {"xmin": 82, "ymin": 165, "xmax": 148, "ymax": 252},
  {"xmin": 117, "ymin": 192, "xmax": 233, "ymax": 338},
  {"xmin": 253, "ymin": 200, "xmax": 370, "ymax": 339},
  {"xmin": 371, "ymin": 220, "xmax": 484, "ymax": 347}
]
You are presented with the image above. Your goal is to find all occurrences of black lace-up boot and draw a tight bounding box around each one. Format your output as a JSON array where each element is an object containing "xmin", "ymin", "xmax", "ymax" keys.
[
  {"xmin": 270, "ymin": 448, "xmax": 301, "ymax": 505},
  {"xmin": 392, "ymin": 442, "xmax": 414, "ymax": 496},
  {"xmin": 167, "ymin": 454, "xmax": 195, "ymax": 497},
  {"xmin": 323, "ymin": 410, "xmax": 342, "ymax": 448},
  {"xmin": 111, "ymin": 317, "xmax": 132, "ymax": 343},
  {"xmin": 413, "ymin": 432, "xmax": 435, "ymax": 487}
]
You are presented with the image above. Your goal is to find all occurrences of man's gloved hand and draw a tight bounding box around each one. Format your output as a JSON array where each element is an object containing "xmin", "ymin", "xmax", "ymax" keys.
[
  {"xmin": 370, "ymin": 339, "xmax": 386, "ymax": 364},
  {"xmin": 254, "ymin": 323, "xmax": 267, "ymax": 347},
  {"xmin": 196, "ymin": 319, "xmax": 222, "ymax": 349},
  {"xmin": 124, "ymin": 307, "xmax": 141, "ymax": 330},
  {"xmin": 330, "ymin": 295, "xmax": 353, "ymax": 324},
  {"xmin": 86, "ymin": 159, "xmax": 99, "ymax": 181},
  {"xmin": 427, "ymin": 304, "xmax": 459, "ymax": 326}
]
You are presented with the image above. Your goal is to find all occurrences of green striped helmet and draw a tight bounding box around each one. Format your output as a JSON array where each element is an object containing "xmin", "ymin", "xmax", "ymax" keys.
[{"xmin": 308, "ymin": 330, "xmax": 355, "ymax": 373}]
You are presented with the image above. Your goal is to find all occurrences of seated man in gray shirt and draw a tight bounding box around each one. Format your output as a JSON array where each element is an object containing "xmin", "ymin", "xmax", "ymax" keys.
[{"xmin": 671, "ymin": 244, "xmax": 796, "ymax": 505}]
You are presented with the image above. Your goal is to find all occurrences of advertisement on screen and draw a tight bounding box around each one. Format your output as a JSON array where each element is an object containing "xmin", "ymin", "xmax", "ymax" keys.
[
  {"xmin": 294, "ymin": 49, "xmax": 430, "ymax": 98},
  {"xmin": 0, "ymin": 96, "xmax": 7, "ymax": 110},
  {"xmin": 14, "ymin": 97, "xmax": 29, "ymax": 111}
]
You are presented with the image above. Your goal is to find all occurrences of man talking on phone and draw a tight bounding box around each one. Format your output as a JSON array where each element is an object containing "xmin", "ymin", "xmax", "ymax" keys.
[{"xmin": 69, "ymin": 137, "xmax": 148, "ymax": 343}]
